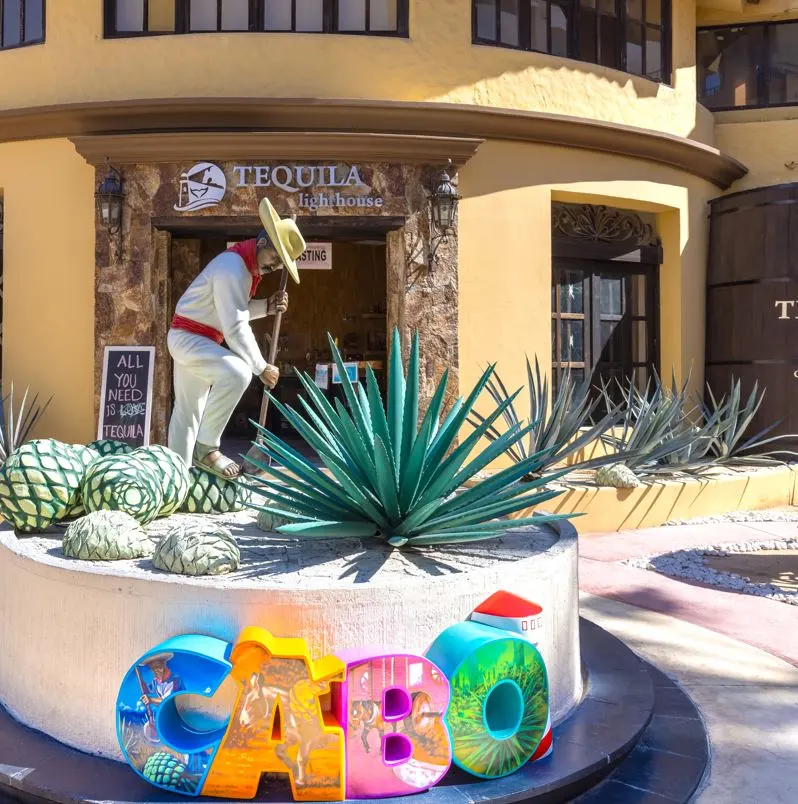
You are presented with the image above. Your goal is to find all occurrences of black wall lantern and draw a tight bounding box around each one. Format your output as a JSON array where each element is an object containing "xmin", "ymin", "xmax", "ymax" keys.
[
  {"xmin": 95, "ymin": 161, "xmax": 125, "ymax": 256},
  {"xmin": 427, "ymin": 160, "xmax": 460, "ymax": 267}
]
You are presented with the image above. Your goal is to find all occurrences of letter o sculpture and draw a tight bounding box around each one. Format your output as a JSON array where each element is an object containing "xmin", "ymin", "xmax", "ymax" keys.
[{"xmin": 426, "ymin": 621, "xmax": 549, "ymax": 779}]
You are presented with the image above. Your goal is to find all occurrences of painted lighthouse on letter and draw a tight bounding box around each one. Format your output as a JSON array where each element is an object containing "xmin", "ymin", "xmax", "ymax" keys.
[{"xmin": 469, "ymin": 590, "xmax": 545, "ymax": 647}]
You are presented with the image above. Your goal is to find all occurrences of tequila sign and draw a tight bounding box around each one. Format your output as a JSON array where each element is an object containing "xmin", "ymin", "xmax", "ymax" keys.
[
  {"xmin": 97, "ymin": 346, "xmax": 155, "ymax": 447},
  {"xmin": 174, "ymin": 162, "xmax": 385, "ymax": 214}
]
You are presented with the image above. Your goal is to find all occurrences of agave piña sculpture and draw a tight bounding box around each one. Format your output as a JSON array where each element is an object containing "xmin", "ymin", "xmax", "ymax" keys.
[{"xmin": 244, "ymin": 330, "xmax": 576, "ymax": 548}]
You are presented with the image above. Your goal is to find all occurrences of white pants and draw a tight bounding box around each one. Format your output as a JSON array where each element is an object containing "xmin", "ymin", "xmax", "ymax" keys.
[{"xmin": 167, "ymin": 329, "xmax": 252, "ymax": 467}]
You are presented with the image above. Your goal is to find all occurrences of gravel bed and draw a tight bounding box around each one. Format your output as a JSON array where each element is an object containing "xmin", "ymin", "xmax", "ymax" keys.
[
  {"xmin": 624, "ymin": 538, "xmax": 798, "ymax": 605},
  {"xmin": 7, "ymin": 510, "xmax": 561, "ymax": 588},
  {"xmin": 663, "ymin": 508, "xmax": 798, "ymax": 526}
]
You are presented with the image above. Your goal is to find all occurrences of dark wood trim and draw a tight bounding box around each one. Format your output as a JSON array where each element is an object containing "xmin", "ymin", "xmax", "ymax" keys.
[
  {"xmin": 698, "ymin": 18, "xmax": 798, "ymax": 112},
  {"xmin": 706, "ymin": 359, "xmax": 798, "ymax": 367},
  {"xmin": 0, "ymin": 0, "xmax": 45, "ymax": 50},
  {"xmin": 708, "ymin": 180, "xmax": 798, "ymax": 210},
  {"xmin": 552, "ymin": 256, "xmax": 661, "ymax": 396},
  {"xmin": 69, "ymin": 131, "xmax": 484, "ymax": 166},
  {"xmin": 0, "ymin": 97, "xmax": 745, "ymax": 189},
  {"xmin": 708, "ymin": 277, "xmax": 793, "ymax": 289},
  {"xmin": 552, "ymin": 240, "xmax": 664, "ymax": 263},
  {"xmin": 154, "ymin": 214, "xmax": 406, "ymax": 238}
]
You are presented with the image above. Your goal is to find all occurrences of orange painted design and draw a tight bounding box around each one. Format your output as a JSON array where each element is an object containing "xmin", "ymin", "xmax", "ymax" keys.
[{"xmin": 200, "ymin": 628, "xmax": 346, "ymax": 801}]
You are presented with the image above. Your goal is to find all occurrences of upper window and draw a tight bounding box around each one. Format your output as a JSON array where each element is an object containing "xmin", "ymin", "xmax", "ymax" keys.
[
  {"xmin": 0, "ymin": 0, "xmax": 44, "ymax": 50},
  {"xmin": 697, "ymin": 21, "xmax": 798, "ymax": 111},
  {"xmin": 472, "ymin": 0, "xmax": 670, "ymax": 83},
  {"xmin": 105, "ymin": 0, "xmax": 408, "ymax": 37}
]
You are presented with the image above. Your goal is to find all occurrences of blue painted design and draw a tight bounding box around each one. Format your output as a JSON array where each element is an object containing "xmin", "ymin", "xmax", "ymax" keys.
[{"xmin": 116, "ymin": 634, "xmax": 234, "ymax": 796}]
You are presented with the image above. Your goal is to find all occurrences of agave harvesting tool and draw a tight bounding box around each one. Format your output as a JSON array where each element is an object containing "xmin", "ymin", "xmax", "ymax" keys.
[
  {"xmin": 134, "ymin": 667, "xmax": 160, "ymax": 744},
  {"xmin": 241, "ymin": 267, "xmax": 289, "ymax": 476}
]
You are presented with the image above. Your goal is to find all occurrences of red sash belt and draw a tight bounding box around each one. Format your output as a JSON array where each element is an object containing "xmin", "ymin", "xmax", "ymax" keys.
[
  {"xmin": 170, "ymin": 314, "xmax": 224, "ymax": 345},
  {"xmin": 170, "ymin": 240, "xmax": 259, "ymax": 345}
]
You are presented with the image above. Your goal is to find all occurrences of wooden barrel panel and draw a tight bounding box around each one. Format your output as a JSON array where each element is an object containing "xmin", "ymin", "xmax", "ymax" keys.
[
  {"xmin": 706, "ymin": 281, "xmax": 798, "ymax": 364},
  {"xmin": 708, "ymin": 183, "xmax": 798, "ymax": 284},
  {"xmin": 705, "ymin": 364, "xmax": 798, "ymax": 447},
  {"xmin": 707, "ymin": 183, "xmax": 798, "ymax": 451}
]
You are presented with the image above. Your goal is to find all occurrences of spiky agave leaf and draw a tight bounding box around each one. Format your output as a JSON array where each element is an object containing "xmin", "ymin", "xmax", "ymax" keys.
[
  {"xmin": 699, "ymin": 378, "xmax": 798, "ymax": 466},
  {"xmin": 0, "ymin": 383, "xmax": 53, "ymax": 464},
  {"xmin": 598, "ymin": 370, "xmax": 739, "ymax": 475},
  {"xmin": 598, "ymin": 372, "xmax": 688, "ymax": 472},
  {"xmin": 245, "ymin": 330, "xmax": 577, "ymax": 548},
  {"xmin": 468, "ymin": 357, "xmax": 625, "ymax": 476}
]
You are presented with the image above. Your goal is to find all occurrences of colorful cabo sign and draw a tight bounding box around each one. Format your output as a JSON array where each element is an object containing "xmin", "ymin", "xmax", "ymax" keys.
[{"xmin": 116, "ymin": 592, "xmax": 551, "ymax": 800}]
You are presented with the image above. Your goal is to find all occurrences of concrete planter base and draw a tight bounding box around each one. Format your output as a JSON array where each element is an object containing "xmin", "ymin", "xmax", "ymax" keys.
[{"xmin": 0, "ymin": 514, "xmax": 580, "ymax": 761}]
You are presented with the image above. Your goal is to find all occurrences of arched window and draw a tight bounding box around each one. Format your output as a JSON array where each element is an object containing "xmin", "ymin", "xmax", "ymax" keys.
[
  {"xmin": 472, "ymin": 0, "xmax": 670, "ymax": 83},
  {"xmin": 0, "ymin": 0, "xmax": 44, "ymax": 50},
  {"xmin": 105, "ymin": 0, "xmax": 408, "ymax": 37}
]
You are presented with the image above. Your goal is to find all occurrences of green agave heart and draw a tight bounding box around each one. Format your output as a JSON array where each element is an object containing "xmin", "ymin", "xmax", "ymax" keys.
[{"xmin": 242, "ymin": 329, "xmax": 577, "ymax": 548}]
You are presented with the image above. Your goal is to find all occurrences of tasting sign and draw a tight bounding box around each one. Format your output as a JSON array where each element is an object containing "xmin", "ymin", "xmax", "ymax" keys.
[
  {"xmin": 298, "ymin": 242, "xmax": 333, "ymax": 270},
  {"xmin": 98, "ymin": 346, "xmax": 155, "ymax": 447}
]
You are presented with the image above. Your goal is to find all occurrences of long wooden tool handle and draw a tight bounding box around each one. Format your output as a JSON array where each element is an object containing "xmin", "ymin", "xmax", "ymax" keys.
[{"xmin": 256, "ymin": 268, "xmax": 289, "ymax": 439}]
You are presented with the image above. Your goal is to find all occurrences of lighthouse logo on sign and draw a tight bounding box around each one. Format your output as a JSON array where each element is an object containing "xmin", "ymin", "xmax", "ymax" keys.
[{"xmin": 175, "ymin": 162, "xmax": 227, "ymax": 212}]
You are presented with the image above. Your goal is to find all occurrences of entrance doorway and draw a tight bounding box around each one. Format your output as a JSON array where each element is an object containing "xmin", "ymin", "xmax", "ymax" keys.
[
  {"xmin": 168, "ymin": 226, "xmax": 388, "ymax": 459},
  {"xmin": 551, "ymin": 203, "xmax": 661, "ymax": 402}
]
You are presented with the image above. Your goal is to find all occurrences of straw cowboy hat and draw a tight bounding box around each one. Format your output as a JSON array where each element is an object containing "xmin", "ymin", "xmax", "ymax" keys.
[
  {"xmin": 139, "ymin": 652, "xmax": 174, "ymax": 667},
  {"xmin": 258, "ymin": 197, "xmax": 307, "ymax": 284}
]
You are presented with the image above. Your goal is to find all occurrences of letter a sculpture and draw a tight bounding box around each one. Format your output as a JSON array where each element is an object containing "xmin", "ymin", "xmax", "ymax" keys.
[{"xmin": 167, "ymin": 198, "xmax": 307, "ymax": 480}]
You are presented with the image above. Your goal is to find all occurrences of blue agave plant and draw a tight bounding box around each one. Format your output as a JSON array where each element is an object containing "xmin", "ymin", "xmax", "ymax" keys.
[{"xmin": 244, "ymin": 329, "xmax": 576, "ymax": 548}]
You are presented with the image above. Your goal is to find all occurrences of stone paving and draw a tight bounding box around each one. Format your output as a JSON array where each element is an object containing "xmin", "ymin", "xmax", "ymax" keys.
[
  {"xmin": 581, "ymin": 594, "xmax": 798, "ymax": 804},
  {"xmin": 581, "ymin": 512, "xmax": 798, "ymax": 803},
  {"xmin": 579, "ymin": 520, "xmax": 798, "ymax": 667}
]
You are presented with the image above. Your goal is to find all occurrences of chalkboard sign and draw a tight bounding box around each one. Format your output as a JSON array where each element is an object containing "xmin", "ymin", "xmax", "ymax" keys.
[{"xmin": 97, "ymin": 346, "xmax": 155, "ymax": 447}]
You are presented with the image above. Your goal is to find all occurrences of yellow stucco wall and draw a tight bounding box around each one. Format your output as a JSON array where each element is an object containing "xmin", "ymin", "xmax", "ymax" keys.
[
  {"xmin": 0, "ymin": 140, "xmax": 96, "ymax": 442},
  {"xmin": 714, "ymin": 116, "xmax": 798, "ymax": 191},
  {"xmin": 697, "ymin": 0, "xmax": 798, "ymax": 24},
  {"xmin": 458, "ymin": 140, "xmax": 714, "ymax": 413},
  {"xmin": 0, "ymin": 0, "xmax": 713, "ymax": 143}
]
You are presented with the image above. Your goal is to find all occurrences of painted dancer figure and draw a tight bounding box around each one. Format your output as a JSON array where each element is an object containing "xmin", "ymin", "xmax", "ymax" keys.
[{"xmin": 168, "ymin": 198, "xmax": 306, "ymax": 479}]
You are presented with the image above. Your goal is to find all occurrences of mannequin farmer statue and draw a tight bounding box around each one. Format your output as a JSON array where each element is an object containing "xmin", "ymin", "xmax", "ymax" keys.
[{"xmin": 167, "ymin": 198, "xmax": 306, "ymax": 480}]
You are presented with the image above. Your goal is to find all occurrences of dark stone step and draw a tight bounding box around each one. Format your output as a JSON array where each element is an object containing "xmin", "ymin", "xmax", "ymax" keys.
[{"xmin": 573, "ymin": 664, "xmax": 709, "ymax": 803}]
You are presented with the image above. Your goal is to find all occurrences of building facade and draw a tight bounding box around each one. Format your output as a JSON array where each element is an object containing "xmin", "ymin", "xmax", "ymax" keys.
[{"xmin": 0, "ymin": 0, "xmax": 788, "ymax": 446}]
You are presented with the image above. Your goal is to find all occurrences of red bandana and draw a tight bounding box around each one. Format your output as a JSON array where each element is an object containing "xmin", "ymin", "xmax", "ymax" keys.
[{"xmin": 227, "ymin": 239, "xmax": 261, "ymax": 298}]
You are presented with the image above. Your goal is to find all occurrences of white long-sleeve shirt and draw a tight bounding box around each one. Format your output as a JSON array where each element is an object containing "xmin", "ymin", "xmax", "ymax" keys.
[{"xmin": 173, "ymin": 250, "xmax": 270, "ymax": 375}]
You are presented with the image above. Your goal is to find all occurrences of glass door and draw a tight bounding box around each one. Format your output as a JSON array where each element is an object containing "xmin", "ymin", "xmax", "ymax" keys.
[{"xmin": 552, "ymin": 259, "xmax": 658, "ymax": 400}]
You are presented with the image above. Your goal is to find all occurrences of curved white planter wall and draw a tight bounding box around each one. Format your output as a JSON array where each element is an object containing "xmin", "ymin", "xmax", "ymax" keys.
[{"xmin": 0, "ymin": 521, "xmax": 581, "ymax": 760}]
